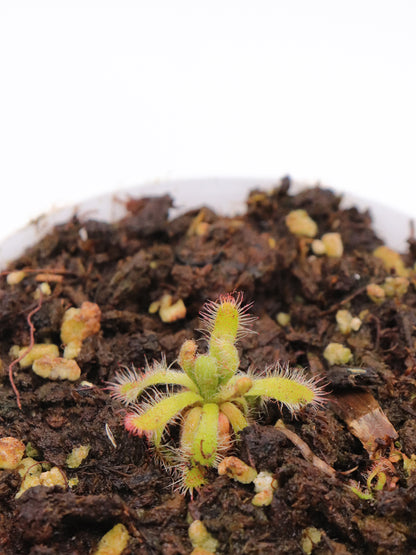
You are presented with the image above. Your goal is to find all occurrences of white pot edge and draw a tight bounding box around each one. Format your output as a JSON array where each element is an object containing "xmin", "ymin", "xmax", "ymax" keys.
[{"xmin": 0, "ymin": 177, "xmax": 413, "ymax": 269}]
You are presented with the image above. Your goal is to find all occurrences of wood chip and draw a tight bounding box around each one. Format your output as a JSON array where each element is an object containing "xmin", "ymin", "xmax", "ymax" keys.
[{"xmin": 330, "ymin": 390, "xmax": 398, "ymax": 457}]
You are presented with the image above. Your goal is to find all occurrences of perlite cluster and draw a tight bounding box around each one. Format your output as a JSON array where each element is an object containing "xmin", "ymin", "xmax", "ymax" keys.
[
  {"xmin": 10, "ymin": 301, "xmax": 101, "ymax": 381},
  {"xmin": 109, "ymin": 293, "xmax": 325, "ymax": 493},
  {"xmin": 0, "ymin": 436, "xmax": 91, "ymax": 499}
]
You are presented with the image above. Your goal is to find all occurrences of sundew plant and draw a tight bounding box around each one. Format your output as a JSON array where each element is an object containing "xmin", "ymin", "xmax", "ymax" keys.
[{"xmin": 108, "ymin": 293, "xmax": 325, "ymax": 493}]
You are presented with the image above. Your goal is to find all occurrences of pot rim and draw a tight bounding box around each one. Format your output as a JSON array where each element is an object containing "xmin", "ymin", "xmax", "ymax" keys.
[{"xmin": 0, "ymin": 177, "xmax": 413, "ymax": 269}]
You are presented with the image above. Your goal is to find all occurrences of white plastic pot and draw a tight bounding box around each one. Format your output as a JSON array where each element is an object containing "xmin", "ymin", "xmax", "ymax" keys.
[{"xmin": 0, "ymin": 178, "xmax": 414, "ymax": 269}]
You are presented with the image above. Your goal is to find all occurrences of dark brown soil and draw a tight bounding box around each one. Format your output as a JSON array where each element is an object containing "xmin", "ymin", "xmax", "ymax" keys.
[{"xmin": 1, "ymin": 178, "xmax": 416, "ymax": 554}]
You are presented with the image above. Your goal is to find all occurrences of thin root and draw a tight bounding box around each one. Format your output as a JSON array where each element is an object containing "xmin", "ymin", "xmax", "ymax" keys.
[
  {"xmin": 8, "ymin": 291, "xmax": 44, "ymax": 410},
  {"xmin": 275, "ymin": 419, "xmax": 336, "ymax": 478}
]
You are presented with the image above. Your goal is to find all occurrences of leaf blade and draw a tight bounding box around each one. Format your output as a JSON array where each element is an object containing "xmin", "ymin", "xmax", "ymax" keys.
[{"xmin": 125, "ymin": 390, "xmax": 203, "ymax": 435}]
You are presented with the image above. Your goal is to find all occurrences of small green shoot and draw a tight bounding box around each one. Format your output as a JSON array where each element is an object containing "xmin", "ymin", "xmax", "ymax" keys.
[{"xmin": 108, "ymin": 293, "xmax": 325, "ymax": 493}]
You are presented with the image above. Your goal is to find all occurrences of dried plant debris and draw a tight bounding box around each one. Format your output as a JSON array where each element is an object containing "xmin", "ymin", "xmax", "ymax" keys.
[
  {"xmin": 330, "ymin": 390, "xmax": 398, "ymax": 458},
  {"xmin": 0, "ymin": 178, "xmax": 416, "ymax": 554}
]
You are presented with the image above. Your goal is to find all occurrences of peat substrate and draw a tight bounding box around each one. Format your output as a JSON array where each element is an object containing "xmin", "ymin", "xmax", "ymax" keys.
[{"xmin": 1, "ymin": 178, "xmax": 416, "ymax": 554}]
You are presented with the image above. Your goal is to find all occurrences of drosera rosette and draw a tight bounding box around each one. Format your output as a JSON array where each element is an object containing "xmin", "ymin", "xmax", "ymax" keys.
[{"xmin": 108, "ymin": 292, "xmax": 326, "ymax": 494}]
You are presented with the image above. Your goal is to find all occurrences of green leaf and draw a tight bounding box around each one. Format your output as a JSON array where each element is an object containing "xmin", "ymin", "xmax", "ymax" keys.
[
  {"xmin": 220, "ymin": 402, "xmax": 248, "ymax": 433},
  {"xmin": 110, "ymin": 366, "xmax": 199, "ymax": 404},
  {"xmin": 246, "ymin": 375, "xmax": 316, "ymax": 411},
  {"xmin": 192, "ymin": 403, "xmax": 220, "ymax": 466},
  {"xmin": 178, "ymin": 339, "xmax": 198, "ymax": 381},
  {"xmin": 210, "ymin": 299, "xmax": 240, "ymax": 343},
  {"xmin": 182, "ymin": 465, "xmax": 207, "ymax": 493},
  {"xmin": 151, "ymin": 426, "xmax": 165, "ymax": 449},
  {"xmin": 140, "ymin": 369, "xmax": 199, "ymax": 394},
  {"xmin": 194, "ymin": 355, "xmax": 219, "ymax": 400},
  {"xmin": 125, "ymin": 391, "xmax": 203, "ymax": 435},
  {"xmin": 216, "ymin": 375, "xmax": 253, "ymax": 403},
  {"xmin": 209, "ymin": 339, "xmax": 239, "ymax": 383},
  {"xmin": 180, "ymin": 406, "xmax": 203, "ymax": 456}
]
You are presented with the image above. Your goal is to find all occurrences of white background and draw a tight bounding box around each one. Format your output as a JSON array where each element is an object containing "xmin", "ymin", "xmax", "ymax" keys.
[{"xmin": 1, "ymin": 1, "xmax": 415, "ymax": 241}]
